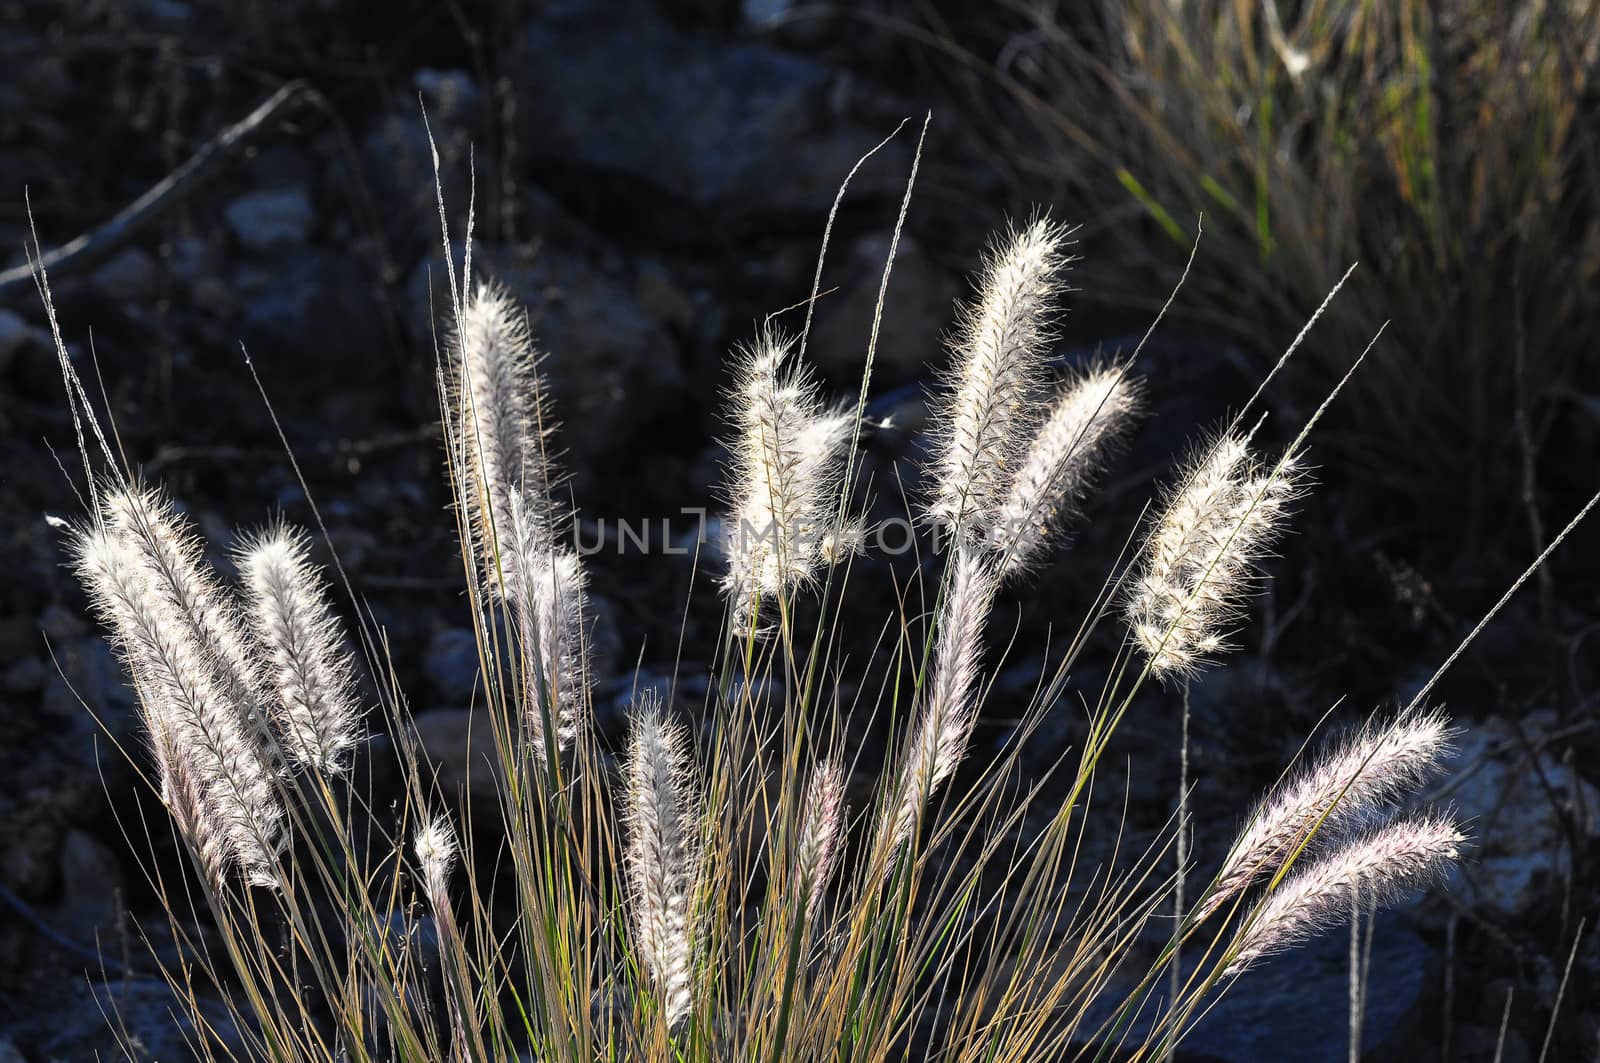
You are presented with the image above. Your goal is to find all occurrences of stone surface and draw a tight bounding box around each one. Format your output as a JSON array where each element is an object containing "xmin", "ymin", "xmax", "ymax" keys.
[
  {"xmin": 408, "ymin": 242, "xmax": 686, "ymax": 490},
  {"xmin": 224, "ymin": 186, "xmax": 315, "ymax": 254},
  {"xmin": 1450, "ymin": 1024, "xmax": 1532, "ymax": 1063},
  {"xmin": 3, "ymin": 655, "xmax": 45, "ymax": 695},
  {"xmin": 1078, "ymin": 909, "xmax": 1432, "ymax": 1062},
  {"xmin": 520, "ymin": 0, "xmax": 908, "ymax": 229},
  {"xmin": 90, "ymin": 247, "xmax": 159, "ymax": 302},
  {"xmin": 69, "ymin": 978, "xmax": 241, "ymax": 1059},
  {"xmin": 40, "ymin": 635, "xmax": 140, "ymax": 769},
  {"xmin": 424, "ymin": 626, "xmax": 481, "ymax": 702},
  {"xmin": 1440, "ymin": 711, "xmax": 1600, "ymax": 917},
  {"xmin": 413, "ymin": 68, "xmax": 480, "ymax": 114},
  {"xmin": 807, "ymin": 234, "xmax": 956, "ymax": 381},
  {"xmin": 412, "ymin": 707, "xmax": 504, "ymax": 803},
  {"xmin": 0, "ymin": 308, "xmax": 45, "ymax": 373},
  {"xmin": 52, "ymin": 830, "xmax": 124, "ymax": 937}
]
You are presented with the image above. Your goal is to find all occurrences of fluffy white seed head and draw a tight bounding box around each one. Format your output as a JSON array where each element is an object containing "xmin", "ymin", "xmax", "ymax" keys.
[
  {"xmin": 881, "ymin": 547, "xmax": 998, "ymax": 863},
  {"xmin": 1225, "ymin": 815, "xmax": 1464, "ymax": 976},
  {"xmin": 102, "ymin": 485, "xmax": 273, "ymax": 750},
  {"xmin": 990, "ymin": 365, "xmax": 1142, "ymax": 577},
  {"xmin": 507, "ymin": 489, "xmax": 591, "ymax": 754},
  {"xmin": 624, "ymin": 693, "xmax": 700, "ymax": 1028},
  {"xmin": 1126, "ymin": 435, "xmax": 1305, "ymax": 679},
  {"xmin": 236, "ymin": 525, "xmax": 364, "ymax": 775},
  {"xmin": 414, "ymin": 815, "xmax": 458, "ymax": 904},
  {"xmin": 1200, "ymin": 709, "xmax": 1453, "ymax": 919},
  {"xmin": 797, "ymin": 760, "xmax": 847, "ymax": 923},
  {"xmin": 450, "ymin": 281, "xmax": 561, "ymax": 595},
  {"xmin": 929, "ymin": 219, "xmax": 1072, "ymax": 540},
  {"xmin": 720, "ymin": 328, "xmax": 860, "ymax": 623},
  {"xmin": 72, "ymin": 523, "xmax": 283, "ymax": 888}
]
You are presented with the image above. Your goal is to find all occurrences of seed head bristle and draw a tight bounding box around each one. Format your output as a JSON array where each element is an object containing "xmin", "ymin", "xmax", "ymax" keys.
[
  {"xmin": 881, "ymin": 547, "xmax": 998, "ymax": 864},
  {"xmin": 1199, "ymin": 709, "xmax": 1453, "ymax": 919},
  {"xmin": 1126, "ymin": 435, "xmax": 1305, "ymax": 679},
  {"xmin": 624, "ymin": 693, "xmax": 700, "ymax": 1028},
  {"xmin": 72, "ymin": 522, "xmax": 284, "ymax": 887},
  {"xmin": 991, "ymin": 365, "xmax": 1142, "ymax": 576},
  {"xmin": 102, "ymin": 485, "xmax": 275, "ymax": 755},
  {"xmin": 237, "ymin": 525, "xmax": 364, "ymax": 775},
  {"xmin": 720, "ymin": 327, "xmax": 858, "ymax": 623},
  {"xmin": 1225, "ymin": 814, "xmax": 1464, "ymax": 976},
  {"xmin": 414, "ymin": 815, "xmax": 458, "ymax": 904},
  {"xmin": 929, "ymin": 219, "xmax": 1073, "ymax": 540},
  {"xmin": 451, "ymin": 281, "xmax": 562, "ymax": 595},
  {"xmin": 797, "ymin": 759, "xmax": 847, "ymax": 923},
  {"xmin": 508, "ymin": 489, "xmax": 591, "ymax": 753}
]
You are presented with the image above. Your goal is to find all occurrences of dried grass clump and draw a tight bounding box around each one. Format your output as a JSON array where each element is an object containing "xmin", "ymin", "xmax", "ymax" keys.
[
  {"xmin": 940, "ymin": 0, "xmax": 1600, "ymax": 537},
  {"xmin": 44, "ymin": 147, "xmax": 1589, "ymax": 1061}
]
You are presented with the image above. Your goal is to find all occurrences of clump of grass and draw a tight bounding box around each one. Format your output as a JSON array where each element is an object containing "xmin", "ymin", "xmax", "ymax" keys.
[
  {"xmin": 947, "ymin": 0, "xmax": 1600, "ymax": 543},
  {"xmin": 47, "ymin": 153, "xmax": 1590, "ymax": 1059}
]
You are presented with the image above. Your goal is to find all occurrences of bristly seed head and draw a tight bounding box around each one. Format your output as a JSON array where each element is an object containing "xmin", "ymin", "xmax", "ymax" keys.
[
  {"xmin": 1224, "ymin": 814, "xmax": 1464, "ymax": 976},
  {"xmin": 450, "ymin": 281, "xmax": 563, "ymax": 598},
  {"xmin": 880, "ymin": 547, "xmax": 998, "ymax": 866},
  {"xmin": 71, "ymin": 514, "xmax": 284, "ymax": 888},
  {"xmin": 1199, "ymin": 709, "xmax": 1453, "ymax": 920},
  {"xmin": 623, "ymin": 692, "xmax": 700, "ymax": 1028},
  {"xmin": 414, "ymin": 815, "xmax": 458, "ymax": 903},
  {"xmin": 928, "ymin": 219, "xmax": 1074, "ymax": 541},
  {"xmin": 797, "ymin": 759, "xmax": 847, "ymax": 924},
  {"xmin": 237, "ymin": 524, "xmax": 364, "ymax": 776},
  {"xmin": 1125, "ymin": 434, "xmax": 1306, "ymax": 679},
  {"xmin": 719, "ymin": 326, "xmax": 861, "ymax": 625},
  {"xmin": 507, "ymin": 488, "xmax": 591, "ymax": 754},
  {"xmin": 990, "ymin": 365, "xmax": 1142, "ymax": 577}
]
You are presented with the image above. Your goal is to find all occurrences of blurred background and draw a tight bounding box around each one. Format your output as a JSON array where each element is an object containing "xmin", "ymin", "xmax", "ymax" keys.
[{"xmin": 1, "ymin": 1, "xmax": 1598, "ymax": 1058}]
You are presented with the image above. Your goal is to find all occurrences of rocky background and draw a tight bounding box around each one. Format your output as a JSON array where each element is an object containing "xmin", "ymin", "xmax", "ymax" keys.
[{"xmin": 1, "ymin": 1, "xmax": 1597, "ymax": 1060}]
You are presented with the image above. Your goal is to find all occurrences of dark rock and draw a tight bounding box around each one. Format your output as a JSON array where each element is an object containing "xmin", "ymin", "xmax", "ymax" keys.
[
  {"xmin": 244, "ymin": 143, "xmax": 317, "ymax": 191},
  {"xmin": 1450, "ymin": 1024, "xmax": 1531, "ymax": 1063},
  {"xmin": 51, "ymin": 830, "xmax": 124, "ymax": 938},
  {"xmin": 27, "ymin": 977, "xmax": 243, "ymax": 1060},
  {"xmin": 1440, "ymin": 710, "xmax": 1600, "ymax": 917},
  {"xmin": 408, "ymin": 243, "xmax": 686, "ymax": 493},
  {"xmin": 40, "ymin": 636, "xmax": 140, "ymax": 767},
  {"xmin": 164, "ymin": 235, "xmax": 212, "ymax": 286},
  {"xmin": 235, "ymin": 255, "xmax": 320, "ymax": 351},
  {"xmin": 234, "ymin": 249, "xmax": 389, "ymax": 368},
  {"xmin": 142, "ymin": 0, "xmax": 192, "ymax": 26},
  {"xmin": 808, "ymin": 234, "xmax": 957, "ymax": 383},
  {"xmin": 356, "ymin": 112, "xmax": 474, "ymax": 264},
  {"xmin": 224, "ymin": 186, "xmax": 315, "ymax": 254},
  {"xmin": 520, "ymin": 0, "xmax": 909, "ymax": 233},
  {"xmin": 633, "ymin": 259, "xmax": 699, "ymax": 332},
  {"xmin": 0, "ymin": 308, "xmax": 48, "ymax": 375},
  {"xmin": 3, "ymin": 656, "xmax": 45, "ymax": 695},
  {"xmin": 413, "ymin": 707, "xmax": 503, "ymax": 802},
  {"xmin": 90, "ymin": 247, "xmax": 159, "ymax": 303},
  {"xmin": 742, "ymin": 0, "xmax": 793, "ymax": 27},
  {"xmin": 424, "ymin": 627, "xmax": 481, "ymax": 703},
  {"xmin": 2, "ymin": 807, "xmax": 63, "ymax": 898},
  {"xmin": 38, "ymin": 602, "xmax": 87, "ymax": 642},
  {"xmin": 1081, "ymin": 909, "xmax": 1432, "ymax": 1062},
  {"xmin": 413, "ymin": 68, "xmax": 481, "ymax": 115}
]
